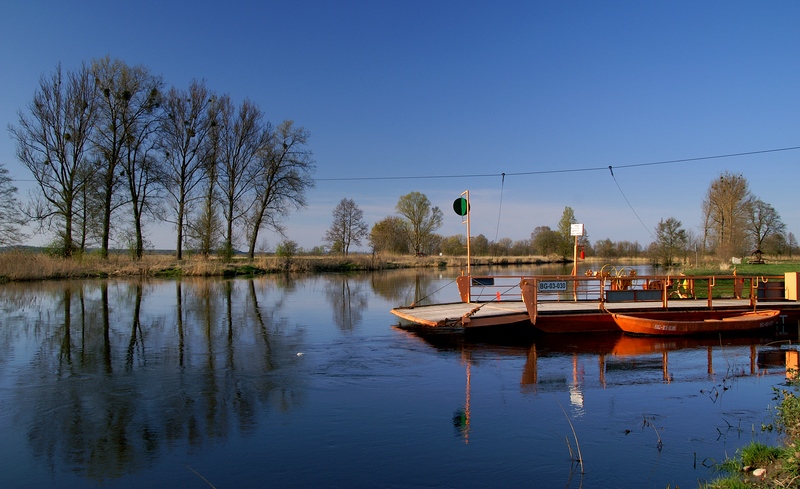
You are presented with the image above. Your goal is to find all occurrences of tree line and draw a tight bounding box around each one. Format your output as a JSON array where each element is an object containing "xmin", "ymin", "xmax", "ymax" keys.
[
  {"xmin": 5, "ymin": 57, "xmax": 315, "ymax": 259},
  {"xmin": 324, "ymin": 171, "xmax": 795, "ymax": 266},
  {"xmin": 2, "ymin": 59, "xmax": 792, "ymax": 265}
]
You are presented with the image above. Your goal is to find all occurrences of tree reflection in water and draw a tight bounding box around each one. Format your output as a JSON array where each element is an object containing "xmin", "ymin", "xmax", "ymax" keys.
[
  {"xmin": 369, "ymin": 268, "xmax": 454, "ymax": 306},
  {"xmin": 324, "ymin": 274, "xmax": 368, "ymax": 331},
  {"xmin": 1, "ymin": 278, "xmax": 305, "ymax": 484}
]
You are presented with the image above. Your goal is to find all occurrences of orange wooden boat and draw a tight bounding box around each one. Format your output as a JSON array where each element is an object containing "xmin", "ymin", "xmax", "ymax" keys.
[{"xmin": 611, "ymin": 309, "xmax": 781, "ymax": 336}]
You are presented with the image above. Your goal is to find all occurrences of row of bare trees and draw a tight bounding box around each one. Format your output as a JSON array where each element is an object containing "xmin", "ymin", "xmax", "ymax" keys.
[
  {"xmin": 8, "ymin": 57, "xmax": 315, "ymax": 259},
  {"xmin": 701, "ymin": 171, "xmax": 789, "ymax": 259}
]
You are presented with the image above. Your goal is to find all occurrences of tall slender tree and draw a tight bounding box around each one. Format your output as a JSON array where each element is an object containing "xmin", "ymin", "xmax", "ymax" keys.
[
  {"xmin": 0, "ymin": 162, "xmax": 26, "ymax": 245},
  {"xmin": 91, "ymin": 56, "xmax": 163, "ymax": 258},
  {"xmin": 215, "ymin": 96, "xmax": 268, "ymax": 259},
  {"xmin": 120, "ymin": 108, "xmax": 163, "ymax": 258},
  {"xmin": 159, "ymin": 80, "xmax": 216, "ymax": 259},
  {"xmin": 189, "ymin": 150, "xmax": 222, "ymax": 257},
  {"xmin": 557, "ymin": 206, "xmax": 577, "ymax": 258},
  {"xmin": 9, "ymin": 63, "xmax": 98, "ymax": 256},
  {"xmin": 244, "ymin": 120, "xmax": 315, "ymax": 259},
  {"xmin": 788, "ymin": 232, "xmax": 798, "ymax": 259},
  {"xmin": 325, "ymin": 198, "xmax": 368, "ymax": 255},
  {"xmin": 701, "ymin": 171, "xmax": 753, "ymax": 259}
]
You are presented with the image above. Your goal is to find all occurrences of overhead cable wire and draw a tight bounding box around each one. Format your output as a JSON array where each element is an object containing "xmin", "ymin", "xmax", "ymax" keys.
[
  {"xmin": 494, "ymin": 172, "xmax": 505, "ymax": 243},
  {"xmin": 608, "ymin": 166, "xmax": 655, "ymax": 241},
  {"xmin": 314, "ymin": 145, "xmax": 800, "ymax": 182}
]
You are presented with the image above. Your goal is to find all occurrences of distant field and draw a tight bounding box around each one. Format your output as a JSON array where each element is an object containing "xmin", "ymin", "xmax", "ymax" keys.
[
  {"xmin": 1, "ymin": 248, "xmax": 798, "ymax": 282},
  {"xmin": 690, "ymin": 262, "xmax": 800, "ymax": 276},
  {"xmin": 0, "ymin": 250, "xmax": 562, "ymax": 281}
]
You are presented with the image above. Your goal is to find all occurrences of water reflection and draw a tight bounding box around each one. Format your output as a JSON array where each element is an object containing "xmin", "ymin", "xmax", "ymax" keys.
[
  {"xmin": 324, "ymin": 275, "xmax": 369, "ymax": 331},
  {"xmin": 400, "ymin": 326, "xmax": 777, "ymax": 383},
  {"xmin": 369, "ymin": 269, "xmax": 458, "ymax": 305},
  {"xmin": 398, "ymin": 325, "xmax": 785, "ymax": 423},
  {"xmin": 0, "ymin": 270, "xmax": 795, "ymax": 489},
  {"xmin": 1, "ymin": 278, "xmax": 306, "ymax": 484}
]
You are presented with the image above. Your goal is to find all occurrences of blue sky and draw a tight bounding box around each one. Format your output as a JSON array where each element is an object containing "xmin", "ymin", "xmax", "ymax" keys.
[{"xmin": 2, "ymin": 1, "xmax": 799, "ymax": 252}]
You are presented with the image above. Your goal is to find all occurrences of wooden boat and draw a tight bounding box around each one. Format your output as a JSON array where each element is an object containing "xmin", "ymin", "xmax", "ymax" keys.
[{"xmin": 611, "ymin": 309, "xmax": 781, "ymax": 336}]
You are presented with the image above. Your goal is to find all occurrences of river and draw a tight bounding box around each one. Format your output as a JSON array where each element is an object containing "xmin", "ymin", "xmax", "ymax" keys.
[{"xmin": 0, "ymin": 265, "xmax": 792, "ymax": 488}]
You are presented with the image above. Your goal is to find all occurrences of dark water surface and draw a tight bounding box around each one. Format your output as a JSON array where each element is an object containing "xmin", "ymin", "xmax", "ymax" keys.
[{"xmin": 0, "ymin": 268, "xmax": 793, "ymax": 488}]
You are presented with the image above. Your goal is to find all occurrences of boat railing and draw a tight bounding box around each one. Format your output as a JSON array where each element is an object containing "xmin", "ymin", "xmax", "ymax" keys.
[
  {"xmin": 456, "ymin": 274, "xmax": 528, "ymax": 303},
  {"xmin": 458, "ymin": 272, "xmax": 787, "ymax": 311}
]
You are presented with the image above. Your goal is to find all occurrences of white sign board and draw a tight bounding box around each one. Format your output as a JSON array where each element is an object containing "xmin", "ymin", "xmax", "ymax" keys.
[
  {"xmin": 570, "ymin": 223, "xmax": 585, "ymax": 236},
  {"xmin": 538, "ymin": 280, "xmax": 568, "ymax": 292}
]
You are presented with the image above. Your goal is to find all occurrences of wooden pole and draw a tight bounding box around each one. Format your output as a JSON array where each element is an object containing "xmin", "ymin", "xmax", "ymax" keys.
[
  {"xmin": 466, "ymin": 190, "xmax": 471, "ymax": 279},
  {"xmin": 572, "ymin": 235, "xmax": 578, "ymax": 276}
]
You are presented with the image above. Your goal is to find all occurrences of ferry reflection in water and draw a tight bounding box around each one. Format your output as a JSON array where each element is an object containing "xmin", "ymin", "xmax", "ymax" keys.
[{"xmin": 397, "ymin": 324, "xmax": 791, "ymax": 434}]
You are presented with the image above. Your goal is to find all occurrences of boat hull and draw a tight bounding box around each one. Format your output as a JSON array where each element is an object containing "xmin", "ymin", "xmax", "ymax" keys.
[{"xmin": 611, "ymin": 310, "xmax": 781, "ymax": 336}]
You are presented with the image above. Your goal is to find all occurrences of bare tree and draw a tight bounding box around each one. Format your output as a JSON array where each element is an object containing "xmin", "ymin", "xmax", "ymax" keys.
[
  {"xmin": 186, "ymin": 100, "xmax": 223, "ymax": 257},
  {"xmin": 701, "ymin": 171, "xmax": 753, "ymax": 259},
  {"xmin": 788, "ymin": 232, "xmax": 798, "ymax": 259},
  {"xmin": 747, "ymin": 198, "xmax": 785, "ymax": 252},
  {"xmin": 91, "ymin": 57, "xmax": 163, "ymax": 258},
  {"xmin": 244, "ymin": 120, "xmax": 315, "ymax": 259},
  {"xmin": 0, "ymin": 163, "xmax": 27, "ymax": 245},
  {"xmin": 215, "ymin": 96, "xmax": 268, "ymax": 259},
  {"xmin": 159, "ymin": 80, "xmax": 216, "ymax": 259},
  {"xmin": 395, "ymin": 192, "xmax": 443, "ymax": 255},
  {"xmin": 188, "ymin": 155, "xmax": 222, "ymax": 257},
  {"xmin": 120, "ymin": 110, "xmax": 163, "ymax": 258},
  {"xmin": 325, "ymin": 198, "xmax": 368, "ymax": 255},
  {"xmin": 9, "ymin": 63, "xmax": 97, "ymax": 256}
]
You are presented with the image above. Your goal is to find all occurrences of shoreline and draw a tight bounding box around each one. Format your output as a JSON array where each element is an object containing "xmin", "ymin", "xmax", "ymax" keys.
[{"xmin": 0, "ymin": 250, "xmax": 589, "ymax": 282}]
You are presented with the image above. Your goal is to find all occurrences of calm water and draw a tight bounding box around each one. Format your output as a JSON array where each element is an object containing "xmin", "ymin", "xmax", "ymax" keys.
[{"xmin": 0, "ymin": 266, "xmax": 793, "ymax": 488}]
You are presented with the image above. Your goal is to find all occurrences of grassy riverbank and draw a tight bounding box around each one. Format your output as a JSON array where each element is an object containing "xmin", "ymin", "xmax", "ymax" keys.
[
  {"xmin": 0, "ymin": 250, "xmax": 564, "ymax": 281},
  {"xmin": 690, "ymin": 262, "xmax": 800, "ymax": 277},
  {"xmin": 704, "ymin": 381, "xmax": 800, "ymax": 488},
  {"xmin": 2, "ymin": 249, "xmax": 799, "ymax": 282}
]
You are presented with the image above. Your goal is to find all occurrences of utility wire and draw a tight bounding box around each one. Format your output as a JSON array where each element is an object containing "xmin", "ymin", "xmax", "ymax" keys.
[
  {"xmin": 608, "ymin": 166, "xmax": 655, "ymax": 240},
  {"xmin": 494, "ymin": 172, "xmax": 505, "ymax": 243},
  {"xmin": 314, "ymin": 145, "xmax": 800, "ymax": 182},
  {"xmin": 10, "ymin": 145, "xmax": 800, "ymax": 184}
]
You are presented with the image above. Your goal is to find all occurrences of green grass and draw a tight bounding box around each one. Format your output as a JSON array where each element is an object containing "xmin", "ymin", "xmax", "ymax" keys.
[
  {"xmin": 703, "ymin": 384, "xmax": 800, "ymax": 488},
  {"xmin": 678, "ymin": 263, "xmax": 800, "ymax": 300},
  {"xmin": 712, "ymin": 443, "xmax": 783, "ymax": 475},
  {"xmin": 703, "ymin": 476, "xmax": 754, "ymax": 489},
  {"xmin": 690, "ymin": 263, "xmax": 800, "ymax": 276},
  {"xmin": 740, "ymin": 443, "xmax": 785, "ymax": 467}
]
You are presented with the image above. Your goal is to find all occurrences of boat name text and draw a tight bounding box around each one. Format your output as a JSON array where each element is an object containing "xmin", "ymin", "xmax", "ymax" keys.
[{"xmin": 538, "ymin": 280, "xmax": 568, "ymax": 292}]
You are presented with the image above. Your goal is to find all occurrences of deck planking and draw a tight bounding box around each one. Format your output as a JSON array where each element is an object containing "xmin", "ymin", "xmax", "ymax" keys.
[{"xmin": 391, "ymin": 298, "xmax": 799, "ymax": 330}]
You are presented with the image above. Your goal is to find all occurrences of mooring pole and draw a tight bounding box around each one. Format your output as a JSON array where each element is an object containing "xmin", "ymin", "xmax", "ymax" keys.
[{"xmin": 460, "ymin": 190, "xmax": 470, "ymax": 280}]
